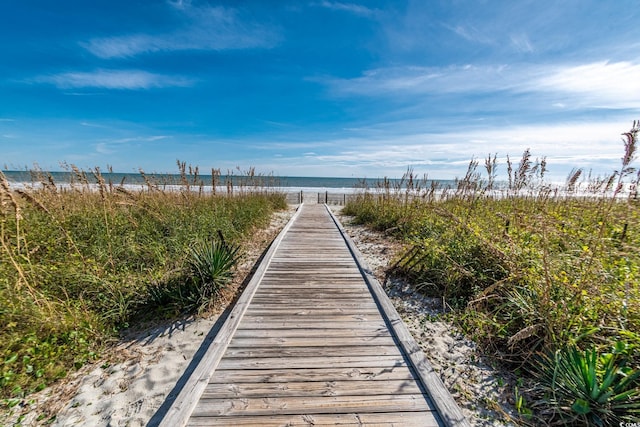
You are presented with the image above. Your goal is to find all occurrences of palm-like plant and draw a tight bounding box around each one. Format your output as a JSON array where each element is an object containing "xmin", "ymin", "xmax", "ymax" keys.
[
  {"xmin": 188, "ymin": 238, "xmax": 241, "ymax": 305},
  {"xmin": 533, "ymin": 342, "xmax": 640, "ymax": 426}
]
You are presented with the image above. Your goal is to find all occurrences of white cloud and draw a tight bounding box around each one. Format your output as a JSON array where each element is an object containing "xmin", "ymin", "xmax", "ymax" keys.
[
  {"xmin": 533, "ymin": 61, "xmax": 640, "ymax": 108},
  {"xmin": 35, "ymin": 69, "xmax": 194, "ymax": 90},
  {"xmin": 95, "ymin": 135, "xmax": 172, "ymax": 154},
  {"xmin": 81, "ymin": 122, "xmax": 108, "ymax": 128},
  {"xmin": 247, "ymin": 119, "xmax": 636, "ymax": 180},
  {"xmin": 95, "ymin": 142, "xmax": 114, "ymax": 155},
  {"xmin": 109, "ymin": 135, "xmax": 171, "ymax": 144},
  {"xmin": 319, "ymin": 64, "xmax": 521, "ymax": 97},
  {"xmin": 316, "ymin": 1, "xmax": 377, "ymax": 18},
  {"xmin": 445, "ymin": 24, "xmax": 494, "ymax": 45},
  {"xmin": 167, "ymin": 0, "xmax": 189, "ymax": 10},
  {"xmin": 62, "ymin": 92, "xmax": 104, "ymax": 96},
  {"xmin": 510, "ymin": 33, "xmax": 534, "ymax": 53},
  {"xmin": 319, "ymin": 60, "xmax": 640, "ymax": 110},
  {"xmin": 82, "ymin": 5, "xmax": 279, "ymax": 59}
]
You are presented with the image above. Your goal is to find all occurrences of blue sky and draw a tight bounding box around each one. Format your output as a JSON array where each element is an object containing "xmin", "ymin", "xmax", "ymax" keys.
[{"xmin": 1, "ymin": 0, "xmax": 639, "ymax": 180}]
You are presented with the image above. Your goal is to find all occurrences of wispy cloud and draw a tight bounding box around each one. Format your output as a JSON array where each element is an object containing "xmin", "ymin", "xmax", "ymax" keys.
[
  {"xmin": 532, "ymin": 61, "xmax": 640, "ymax": 108},
  {"xmin": 510, "ymin": 33, "xmax": 535, "ymax": 53},
  {"xmin": 318, "ymin": 64, "xmax": 521, "ymax": 97},
  {"xmin": 62, "ymin": 92, "xmax": 105, "ymax": 96},
  {"xmin": 445, "ymin": 24, "xmax": 494, "ymax": 45},
  {"xmin": 81, "ymin": 122, "xmax": 108, "ymax": 128},
  {"xmin": 95, "ymin": 134, "xmax": 172, "ymax": 154},
  {"xmin": 319, "ymin": 60, "xmax": 640, "ymax": 110},
  {"xmin": 82, "ymin": 4, "xmax": 279, "ymax": 59},
  {"xmin": 258, "ymin": 119, "xmax": 634, "ymax": 179},
  {"xmin": 444, "ymin": 23, "xmax": 535, "ymax": 54},
  {"xmin": 34, "ymin": 69, "xmax": 194, "ymax": 90},
  {"xmin": 315, "ymin": 1, "xmax": 378, "ymax": 18},
  {"xmin": 107, "ymin": 135, "xmax": 171, "ymax": 144}
]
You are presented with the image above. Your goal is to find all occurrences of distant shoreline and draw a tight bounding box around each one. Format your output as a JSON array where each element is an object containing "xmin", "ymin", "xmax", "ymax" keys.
[
  {"xmin": 5, "ymin": 170, "xmax": 632, "ymax": 199},
  {"xmin": 1, "ymin": 170, "xmax": 457, "ymax": 191}
]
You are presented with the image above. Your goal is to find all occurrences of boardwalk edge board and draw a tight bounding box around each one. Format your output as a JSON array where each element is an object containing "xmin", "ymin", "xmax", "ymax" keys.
[
  {"xmin": 325, "ymin": 204, "xmax": 471, "ymax": 427},
  {"xmin": 157, "ymin": 205, "xmax": 304, "ymax": 427}
]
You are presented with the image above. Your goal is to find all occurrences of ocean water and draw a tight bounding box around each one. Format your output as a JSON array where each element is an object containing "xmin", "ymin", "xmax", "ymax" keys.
[
  {"xmin": 4, "ymin": 170, "xmax": 632, "ymax": 200},
  {"xmin": 2, "ymin": 170, "xmax": 456, "ymax": 193}
]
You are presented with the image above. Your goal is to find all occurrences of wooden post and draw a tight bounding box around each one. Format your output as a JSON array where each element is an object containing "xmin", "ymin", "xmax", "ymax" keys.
[{"xmin": 325, "ymin": 191, "xmax": 328, "ymax": 204}]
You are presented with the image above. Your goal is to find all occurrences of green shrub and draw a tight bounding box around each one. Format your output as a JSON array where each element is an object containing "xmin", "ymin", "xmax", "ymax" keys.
[
  {"xmin": 187, "ymin": 238, "xmax": 241, "ymax": 309},
  {"xmin": 0, "ymin": 167, "xmax": 286, "ymax": 401},
  {"xmin": 532, "ymin": 342, "xmax": 640, "ymax": 426}
]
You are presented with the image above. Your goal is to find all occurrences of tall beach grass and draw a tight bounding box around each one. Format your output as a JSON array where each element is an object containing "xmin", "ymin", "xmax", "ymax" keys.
[
  {"xmin": 343, "ymin": 121, "xmax": 640, "ymax": 425},
  {"xmin": 0, "ymin": 163, "xmax": 286, "ymax": 404}
]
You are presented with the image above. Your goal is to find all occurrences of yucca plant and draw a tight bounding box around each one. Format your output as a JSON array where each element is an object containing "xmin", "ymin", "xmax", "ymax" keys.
[
  {"xmin": 532, "ymin": 342, "xmax": 640, "ymax": 426},
  {"xmin": 187, "ymin": 237, "xmax": 241, "ymax": 306}
]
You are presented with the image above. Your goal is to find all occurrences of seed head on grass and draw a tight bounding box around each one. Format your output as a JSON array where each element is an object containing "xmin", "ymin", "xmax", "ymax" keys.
[
  {"xmin": 621, "ymin": 120, "xmax": 638, "ymax": 171},
  {"xmin": 566, "ymin": 168, "xmax": 583, "ymax": 193}
]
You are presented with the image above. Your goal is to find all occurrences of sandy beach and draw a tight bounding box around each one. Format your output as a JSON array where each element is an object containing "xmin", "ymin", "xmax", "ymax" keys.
[{"xmin": 1, "ymin": 204, "xmax": 517, "ymax": 426}]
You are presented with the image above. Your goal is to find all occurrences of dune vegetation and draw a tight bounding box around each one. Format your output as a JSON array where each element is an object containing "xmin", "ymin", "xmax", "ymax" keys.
[
  {"xmin": 0, "ymin": 163, "xmax": 287, "ymax": 407},
  {"xmin": 343, "ymin": 121, "xmax": 640, "ymax": 425}
]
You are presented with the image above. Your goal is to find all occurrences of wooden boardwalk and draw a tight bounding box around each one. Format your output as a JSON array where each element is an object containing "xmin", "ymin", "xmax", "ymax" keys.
[{"xmin": 159, "ymin": 204, "xmax": 468, "ymax": 426}]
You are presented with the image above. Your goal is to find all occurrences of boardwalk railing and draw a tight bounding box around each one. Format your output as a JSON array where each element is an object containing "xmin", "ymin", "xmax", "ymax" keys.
[
  {"xmin": 156, "ymin": 204, "xmax": 469, "ymax": 427},
  {"xmin": 283, "ymin": 192, "xmax": 360, "ymax": 205}
]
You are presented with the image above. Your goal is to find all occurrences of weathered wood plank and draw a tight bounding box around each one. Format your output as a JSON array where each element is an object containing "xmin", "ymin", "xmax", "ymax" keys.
[
  {"xmin": 227, "ymin": 336, "xmax": 396, "ymax": 347},
  {"xmin": 249, "ymin": 295, "xmax": 373, "ymax": 301},
  {"xmin": 201, "ymin": 379, "xmax": 424, "ymax": 398},
  {"xmin": 232, "ymin": 328, "xmax": 389, "ymax": 338},
  {"xmin": 237, "ymin": 320, "xmax": 388, "ymax": 329},
  {"xmin": 256, "ymin": 283, "xmax": 371, "ymax": 289},
  {"xmin": 187, "ymin": 411, "xmax": 439, "ymax": 427},
  {"xmin": 247, "ymin": 299, "xmax": 378, "ymax": 306},
  {"xmin": 209, "ymin": 366, "xmax": 417, "ymax": 384},
  {"xmin": 241, "ymin": 314, "xmax": 382, "ymax": 320},
  {"xmin": 247, "ymin": 294, "xmax": 371, "ymax": 301},
  {"xmin": 248, "ymin": 286, "xmax": 370, "ymax": 292},
  {"xmin": 246, "ymin": 302, "xmax": 379, "ymax": 309},
  {"xmin": 223, "ymin": 345, "xmax": 401, "ymax": 358},
  {"xmin": 217, "ymin": 355, "xmax": 408, "ymax": 370},
  {"xmin": 191, "ymin": 394, "xmax": 433, "ymax": 417},
  {"xmin": 245, "ymin": 301, "xmax": 373, "ymax": 309},
  {"xmin": 242, "ymin": 308, "xmax": 381, "ymax": 316}
]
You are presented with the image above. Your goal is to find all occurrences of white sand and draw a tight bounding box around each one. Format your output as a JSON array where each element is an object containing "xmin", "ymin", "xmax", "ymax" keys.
[
  {"xmin": 55, "ymin": 317, "xmax": 219, "ymax": 427},
  {"xmin": 0, "ymin": 315, "xmax": 223, "ymax": 427}
]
